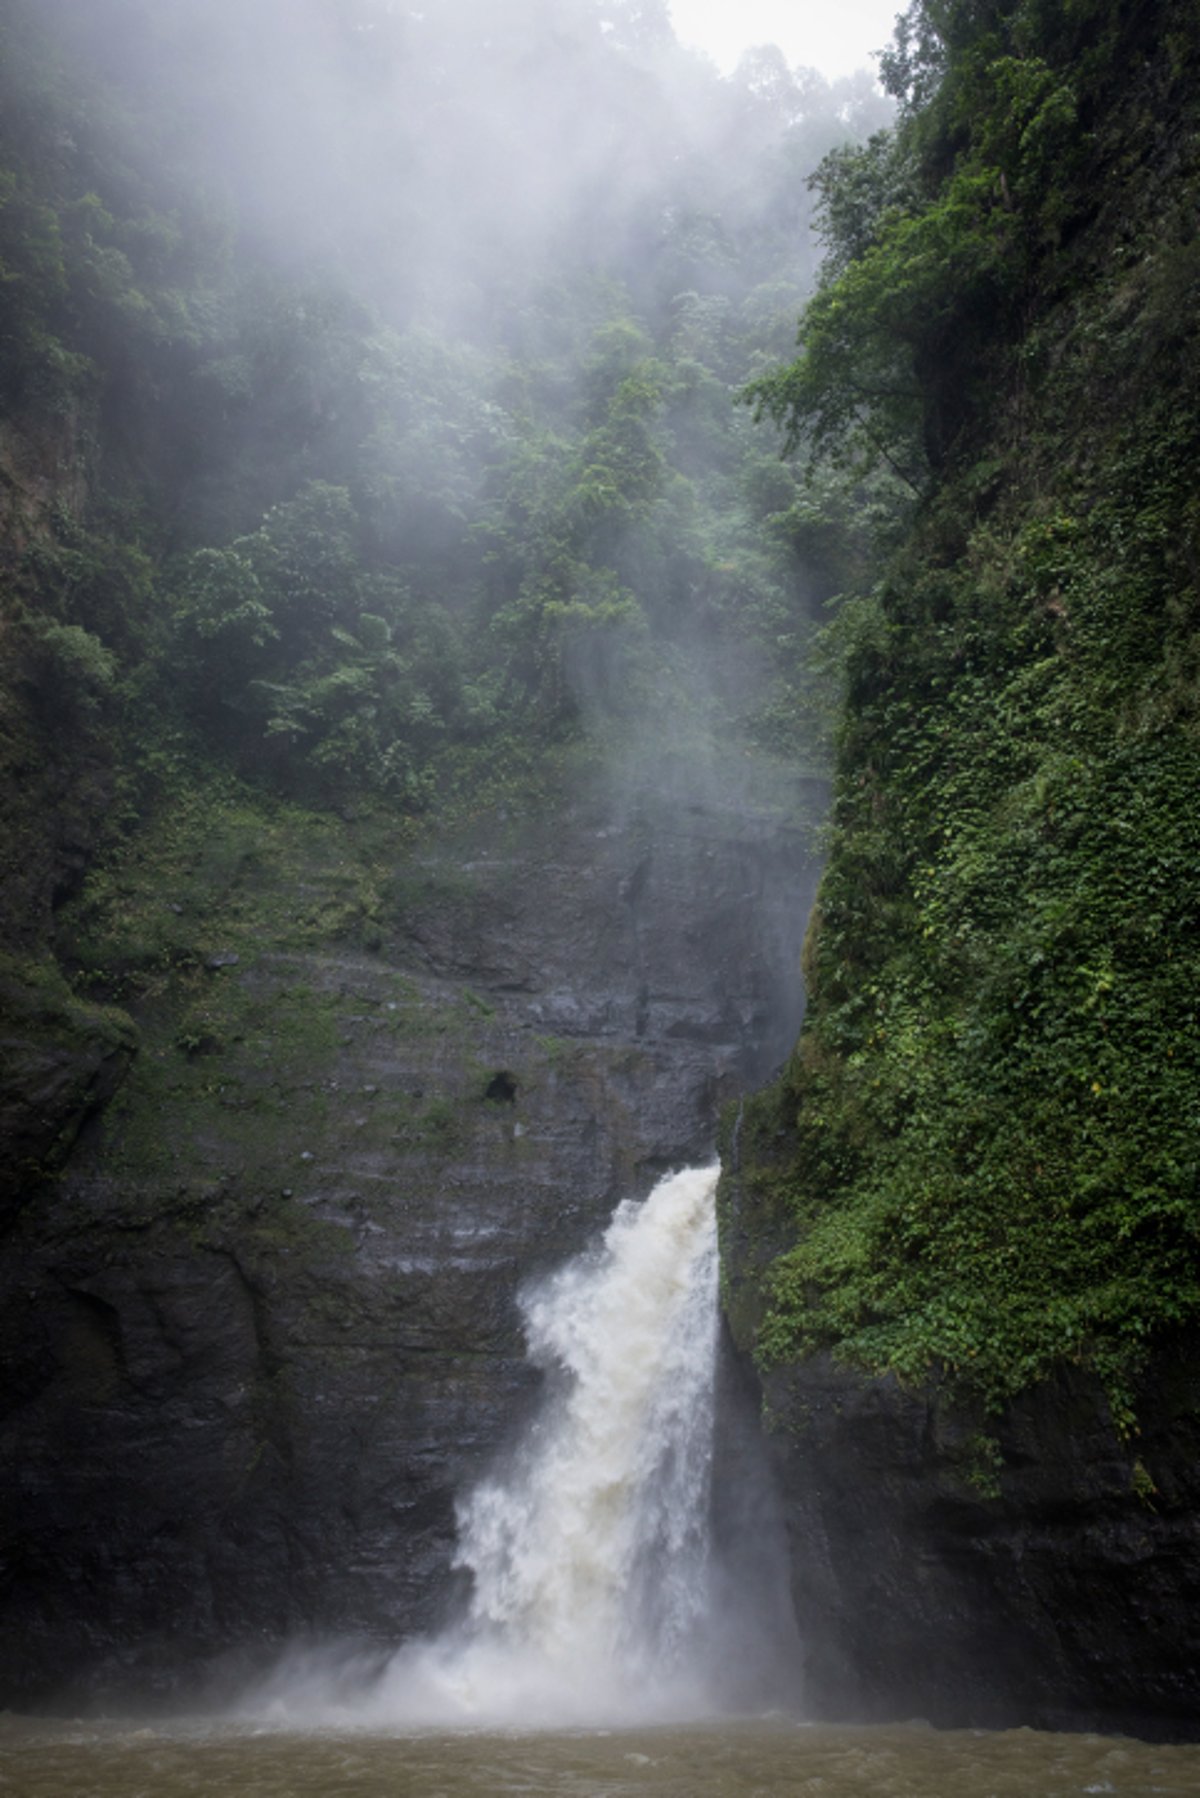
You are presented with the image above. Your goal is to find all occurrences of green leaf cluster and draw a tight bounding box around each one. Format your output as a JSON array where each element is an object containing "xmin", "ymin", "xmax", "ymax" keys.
[
  {"xmin": 746, "ymin": 0, "xmax": 1148, "ymax": 486},
  {"xmin": 737, "ymin": 0, "xmax": 1200, "ymax": 1418}
]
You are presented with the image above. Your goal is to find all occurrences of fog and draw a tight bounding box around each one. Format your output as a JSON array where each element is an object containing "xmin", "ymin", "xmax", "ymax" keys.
[
  {"xmin": 34, "ymin": 0, "xmax": 886, "ymax": 1555},
  {"xmin": 0, "ymin": 0, "xmax": 897, "ymax": 1098},
  {"xmin": 55, "ymin": 0, "xmax": 890, "ymax": 318},
  {"xmin": 669, "ymin": 0, "xmax": 902, "ymax": 80},
  {"xmin": 15, "ymin": 0, "xmax": 897, "ymax": 820},
  {"xmin": 9, "ymin": 0, "xmax": 895, "ymax": 1194},
  {"xmin": 3, "ymin": 0, "xmax": 902, "ymax": 1718}
]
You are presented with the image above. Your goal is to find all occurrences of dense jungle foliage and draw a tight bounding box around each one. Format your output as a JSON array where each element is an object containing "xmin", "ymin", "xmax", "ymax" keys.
[
  {"xmin": 0, "ymin": 0, "xmax": 893, "ymax": 1199},
  {"xmin": 0, "ymin": 0, "xmax": 885, "ymax": 873},
  {"xmin": 732, "ymin": 0, "xmax": 1200, "ymax": 1424}
]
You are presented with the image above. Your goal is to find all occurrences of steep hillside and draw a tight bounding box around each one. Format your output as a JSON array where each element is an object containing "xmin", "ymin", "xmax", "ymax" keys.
[{"xmin": 724, "ymin": 0, "xmax": 1200, "ymax": 1734}]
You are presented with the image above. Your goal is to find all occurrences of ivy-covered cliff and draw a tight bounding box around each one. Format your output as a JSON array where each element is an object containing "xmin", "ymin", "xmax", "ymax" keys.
[{"xmin": 723, "ymin": 0, "xmax": 1200, "ymax": 1735}]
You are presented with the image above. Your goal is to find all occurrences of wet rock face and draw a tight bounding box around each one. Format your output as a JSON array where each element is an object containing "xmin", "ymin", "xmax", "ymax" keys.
[
  {"xmin": 0, "ymin": 785, "xmax": 818, "ymax": 1706},
  {"xmin": 0, "ymin": 969, "xmax": 137, "ymax": 1220},
  {"xmin": 748, "ymin": 1339, "xmax": 1200, "ymax": 1741}
]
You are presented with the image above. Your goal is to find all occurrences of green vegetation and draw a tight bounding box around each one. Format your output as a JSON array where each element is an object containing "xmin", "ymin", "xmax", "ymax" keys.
[
  {"xmin": 0, "ymin": 0, "xmax": 886, "ymax": 1212},
  {"xmin": 0, "ymin": 1, "xmax": 883, "ymax": 873},
  {"xmin": 731, "ymin": 0, "xmax": 1200, "ymax": 1420},
  {"xmin": 9, "ymin": 0, "xmax": 1195, "ymax": 1438}
]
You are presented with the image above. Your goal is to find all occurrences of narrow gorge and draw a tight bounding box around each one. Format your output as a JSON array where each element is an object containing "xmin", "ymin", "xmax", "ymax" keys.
[{"xmin": 2, "ymin": 0, "xmax": 1200, "ymax": 1756}]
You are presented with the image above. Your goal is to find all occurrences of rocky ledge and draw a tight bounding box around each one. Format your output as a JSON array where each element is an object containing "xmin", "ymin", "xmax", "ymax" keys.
[{"xmin": 0, "ymin": 769, "xmax": 818, "ymax": 1707}]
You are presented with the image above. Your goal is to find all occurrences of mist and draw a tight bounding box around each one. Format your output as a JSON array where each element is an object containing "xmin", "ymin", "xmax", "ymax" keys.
[
  {"xmin": 236, "ymin": 1168, "xmax": 801, "ymax": 1729},
  {"xmin": 2, "ymin": 0, "xmax": 890, "ymax": 1721},
  {"xmin": 14, "ymin": 0, "xmax": 892, "ymax": 817}
]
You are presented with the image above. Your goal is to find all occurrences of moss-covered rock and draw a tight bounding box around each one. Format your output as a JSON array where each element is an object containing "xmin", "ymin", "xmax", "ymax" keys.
[
  {"xmin": 0, "ymin": 956, "xmax": 136, "ymax": 1217},
  {"xmin": 722, "ymin": 0, "xmax": 1200, "ymax": 1735}
]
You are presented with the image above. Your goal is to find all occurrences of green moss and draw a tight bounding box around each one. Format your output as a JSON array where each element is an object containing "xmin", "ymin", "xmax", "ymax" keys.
[
  {"xmin": 737, "ymin": 2, "xmax": 1200, "ymax": 1418},
  {"xmin": 56, "ymin": 772, "xmax": 406, "ymax": 1000},
  {"xmin": 0, "ymin": 950, "xmax": 138, "ymax": 1195},
  {"xmin": 1131, "ymin": 1457, "xmax": 1159, "ymax": 1509}
]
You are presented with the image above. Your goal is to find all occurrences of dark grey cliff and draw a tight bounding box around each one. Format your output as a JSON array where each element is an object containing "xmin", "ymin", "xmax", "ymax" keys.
[
  {"xmin": 0, "ymin": 774, "xmax": 818, "ymax": 1707},
  {"xmin": 720, "ymin": 1181, "xmax": 1200, "ymax": 1741}
]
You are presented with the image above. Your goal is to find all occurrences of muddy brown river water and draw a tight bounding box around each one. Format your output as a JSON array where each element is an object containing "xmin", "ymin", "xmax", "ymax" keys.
[{"xmin": 2, "ymin": 1716, "xmax": 1199, "ymax": 1797}]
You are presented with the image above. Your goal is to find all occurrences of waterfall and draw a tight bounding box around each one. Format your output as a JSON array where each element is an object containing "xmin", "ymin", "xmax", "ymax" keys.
[
  {"xmin": 250, "ymin": 1165, "xmax": 740, "ymax": 1727},
  {"xmin": 446, "ymin": 1163, "xmax": 721, "ymax": 1718}
]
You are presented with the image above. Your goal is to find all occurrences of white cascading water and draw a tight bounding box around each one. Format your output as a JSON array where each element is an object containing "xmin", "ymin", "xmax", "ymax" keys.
[
  {"xmin": 445, "ymin": 1162, "xmax": 721, "ymax": 1720},
  {"xmin": 257, "ymin": 1164, "xmax": 723, "ymax": 1727}
]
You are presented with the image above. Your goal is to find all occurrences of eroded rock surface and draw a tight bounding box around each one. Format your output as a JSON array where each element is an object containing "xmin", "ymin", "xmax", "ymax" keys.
[{"xmin": 0, "ymin": 777, "xmax": 817, "ymax": 1705}]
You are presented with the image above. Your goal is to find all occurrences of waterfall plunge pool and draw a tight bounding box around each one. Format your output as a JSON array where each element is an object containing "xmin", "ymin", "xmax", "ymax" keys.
[
  {"xmin": 9, "ymin": 1170, "xmax": 1196, "ymax": 1790},
  {"xmin": 4, "ymin": 1715, "xmax": 1199, "ymax": 1797}
]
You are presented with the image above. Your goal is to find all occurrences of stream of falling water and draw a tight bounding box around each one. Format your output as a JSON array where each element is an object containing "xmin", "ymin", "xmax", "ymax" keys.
[
  {"xmin": 252, "ymin": 1164, "xmax": 725, "ymax": 1729},
  {"xmin": 444, "ymin": 1161, "xmax": 722, "ymax": 1720}
]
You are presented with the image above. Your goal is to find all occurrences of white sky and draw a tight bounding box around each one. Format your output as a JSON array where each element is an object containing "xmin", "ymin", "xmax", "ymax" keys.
[{"xmin": 667, "ymin": 1, "xmax": 904, "ymax": 79}]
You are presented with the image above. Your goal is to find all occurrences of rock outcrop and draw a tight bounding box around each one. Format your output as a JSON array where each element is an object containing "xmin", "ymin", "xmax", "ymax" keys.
[
  {"xmin": 0, "ymin": 768, "xmax": 818, "ymax": 1706},
  {"xmin": 721, "ymin": 1180, "xmax": 1200, "ymax": 1741}
]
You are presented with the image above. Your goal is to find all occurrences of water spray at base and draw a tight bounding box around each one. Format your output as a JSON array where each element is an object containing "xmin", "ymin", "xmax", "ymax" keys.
[
  {"xmin": 443, "ymin": 1163, "xmax": 721, "ymax": 1721},
  {"xmin": 253, "ymin": 1165, "xmax": 734, "ymax": 1727}
]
